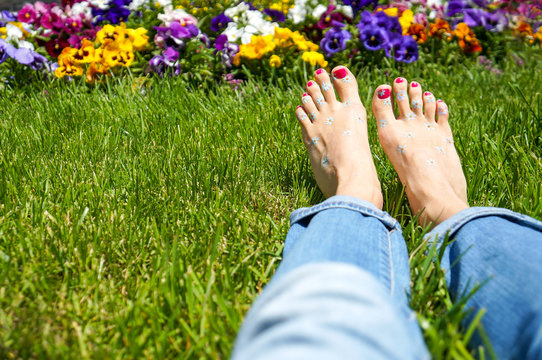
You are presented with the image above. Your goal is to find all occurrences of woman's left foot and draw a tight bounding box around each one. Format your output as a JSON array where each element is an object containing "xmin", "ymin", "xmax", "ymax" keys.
[{"xmin": 296, "ymin": 66, "xmax": 383, "ymax": 209}]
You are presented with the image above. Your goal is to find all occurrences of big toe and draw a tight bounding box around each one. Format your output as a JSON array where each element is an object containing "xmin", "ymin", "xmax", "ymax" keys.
[
  {"xmin": 330, "ymin": 66, "xmax": 360, "ymax": 105},
  {"xmin": 372, "ymin": 85, "xmax": 395, "ymax": 130}
]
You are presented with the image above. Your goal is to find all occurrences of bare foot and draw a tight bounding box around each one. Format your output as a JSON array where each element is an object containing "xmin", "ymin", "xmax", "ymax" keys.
[
  {"xmin": 296, "ymin": 66, "xmax": 383, "ymax": 209},
  {"xmin": 372, "ymin": 78, "xmax": 469, "ymax": 225}
]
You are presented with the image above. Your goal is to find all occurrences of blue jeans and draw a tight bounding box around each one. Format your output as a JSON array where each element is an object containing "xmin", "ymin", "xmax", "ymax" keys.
[{"xmin": 232, "ymin": 196, "xmax": 542, "ymax": 360}]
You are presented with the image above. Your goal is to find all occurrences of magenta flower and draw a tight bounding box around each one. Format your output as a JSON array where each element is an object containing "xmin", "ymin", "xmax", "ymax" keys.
[
  {"xmin": 64, "ymin": 17, "xmax": 82, "ymax": 34},
  {"xmin": 17, "ymin": 4, "xmax": 37, "ymax": 24}
]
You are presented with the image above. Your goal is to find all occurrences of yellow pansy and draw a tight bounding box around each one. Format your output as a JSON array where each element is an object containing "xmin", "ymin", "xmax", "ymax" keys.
[
  {"xmin": 55, "ymin": 56, "xmax": 84, "ymax": 78},
  {"xmin": 126, "ymin": 27, "xmax": 149, "ymax": 51},
  {"xmin": 71, "ymin": 39, "xmax": 95, "ymax": 64},
  {"xmin": 269, "ymin": 55, "xmax": 281, "ymax": 68},
  {"xmin": 382, "ymin": 7, "xmax": 398, "ymax": 17},
  {"xmin": 274, "ymin": 27, "xmax": 292, "ymax": 40},
  {"xmin": 399, "ymin": 9, "xmax": 414, "ymax": 34},
  {"xmin": 301, "ymin": 51, "xmax": 328, "ymax": 68}
]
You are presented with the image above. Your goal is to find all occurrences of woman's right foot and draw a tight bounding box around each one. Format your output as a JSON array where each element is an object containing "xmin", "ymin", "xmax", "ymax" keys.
[{"xmin": 372, "ymin": 78, "xmax": 469, "ymax": 226}]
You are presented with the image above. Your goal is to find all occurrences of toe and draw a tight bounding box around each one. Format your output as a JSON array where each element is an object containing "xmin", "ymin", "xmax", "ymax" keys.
[
  {"xmin": 393, "ymin": 77, "xmax": 410, "ymax": 118},
  {"xmin": 423, "ymin": 91, "xmax": 437, "ymax": 122},
  {"xmin": 296, "ymin": 105, "xmax": 313, "ymax": 148},
  {"xmin": 330, "ymin": 66, "xmax": 360, "ymax": 105},
  {"xmin": 436, "ymin": 100, "xmax": 451, "ymax": 130},
  {"xmin": 372, "ymin": 85, "xmax": 395, "ymax": 130},
  {"xmin": 314, "ymin": 68, "xmax": 337, "ymax": 104},
  {"xmin": 409, "ymin": 81, "xmax": 423, "ymax": 117},
  {"xmin": 306, "ymin": 80, "xmax": 326, "ymax": 110},
  {"xmin": 301, "ymin": 92, "xmax": 318, "ymax": 122}
]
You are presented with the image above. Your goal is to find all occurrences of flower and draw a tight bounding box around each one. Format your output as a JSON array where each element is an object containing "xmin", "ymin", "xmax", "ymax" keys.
[
  {"xmin": 44, "ymin": 37, "xmax": 70, "ymax": 58},
  {"xmin": 454, "ymin": 22, "xmax": 482, "ymax": 53},
  {"xmin": 264, "ymin": 8, "xmax": 285, "ymax": 22},
  {"xmin": 211, "ymin": 13, "xmax": 231, "ymax": 32},
  {"xmin": 269, "ymin": 54, "xmax": 281, "ymax": 67},
  {"xmin": 446, "ymin": 0, "xmax": 466, "ymax": 17},
  {"xmin": 399, "ymin": 9, "xmax": 414, "ymax": 34},
  {"xmin": 359, "ymin": 26, "xmax": 388, "ymax": 51},
  {"xmin": 320, "ymin": 21, "xmax": 351, "ymax": 57},
  {"xmin": 386, "ymin": 33, "xmax": 419, "ymax": 63},
  {"xmin": 407, "ymin": 24, "xmax": 427, "ymax": 43},
  {"xmin": 17, "ymin": 4, "xmax": 37, "ymax": 24},
  {"xmin": 301, "ymin": 51, "xmax": 328, "ymax": 67},
  {"xmin": 428, "ymin": 19, "xmax": 452, "ymax": 41},
  {"xmin": 516, "ymin": 21, "xmax": 535, "ymax": 44},
  {"xmin": 158, "ymin": 5, "xmax": 198, "ymax": 27},
  {"xmin": 341, "ymin": 0, "xmax": 378, "ymax": 15}
]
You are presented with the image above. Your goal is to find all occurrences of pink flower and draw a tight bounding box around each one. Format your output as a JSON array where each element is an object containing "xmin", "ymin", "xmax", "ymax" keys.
[
  {"xmin": 64, "ymin": 17, "xmax": 82, "ymax": 33},
  {"xmin": 33, "ymin": 1, "xmax": 50, "ymax": 16},
  {"xmin": 414, "ymin": 12, "xmax": 428, "ymax": 27},
  {"xmin": 68, "ymin": 34, "xmax": 82, "ymax": 48},
  {"xmin": 17, "ymin": 4, "xmax": 38, "ymax": 24}
]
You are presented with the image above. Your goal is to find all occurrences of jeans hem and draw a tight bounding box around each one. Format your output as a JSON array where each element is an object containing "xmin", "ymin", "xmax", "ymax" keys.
[
  {"xmin": 290, "ymin": 195, "xmax": 400, "ymax": 230},
  {"xmin": 425, "ymin": 206, "xmax": 542, "ymax": 248}
]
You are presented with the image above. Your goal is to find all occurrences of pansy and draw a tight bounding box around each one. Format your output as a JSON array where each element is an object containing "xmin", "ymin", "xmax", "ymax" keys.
[
  {"xmin": 320, "ymin": 21, "xmax": 351, "ymax": 57},
  {"xmin": 211, "ymin": 13, "xmax": 231, "ymax": 32}
]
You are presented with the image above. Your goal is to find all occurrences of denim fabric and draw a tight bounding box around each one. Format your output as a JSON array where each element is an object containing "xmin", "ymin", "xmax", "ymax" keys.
[
  {"xmin": 426, "ymin": 207, "xmax": 542, "ymax": 359},
  {"xmin": 233, "ymin": 195, "xmax": 428, "ymax": 359},
  {"xmin": 233, "ymin": 198, "xmax": 542, "ymax": 360},
  {"xmin": 232, "ymin": 263, "xmax": 430, "ymax": 360}
]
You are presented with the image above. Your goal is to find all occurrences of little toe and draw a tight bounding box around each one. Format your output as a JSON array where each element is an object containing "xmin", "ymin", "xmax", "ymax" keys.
[
  {"xmin": 423, "ymin": 91, "xmax": 437, "ymax": 121},
  {"xmin": 393, "ymin": 77, "xmax": 410, "ymax": 118},
  {"xmin": 436, "ymin": 100, "xmax": 451, "ymax": 130},
  {"xmin": 301, "ymin": 93, "xmax": 318, "ymax": 122},
  {"xmin": 314, "ymin": 68, "xmax": 336, "ymax": 104},
  {"xmin": 306, "ymin": 80, "xmax": 326, "ymax": 110},
  {"xmin": 296, "ymin": 105, "xmax": 313, "ymax": 147},
  {"xmin": 409, "ymin": 81, "xmax": 423, "ymax": 117},
  {"xmin": 372, "ymin": 85, "xmax": 395, "ymax": 130},
  {"xmin": 330, "ymin": 66, "xmax": 359, "ymax": 105}
]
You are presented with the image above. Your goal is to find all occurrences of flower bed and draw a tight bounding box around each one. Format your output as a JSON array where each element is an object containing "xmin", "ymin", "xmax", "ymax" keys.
[{"xmin": 0, "ymin": 0, "xmax": 540, "ymax": 86}]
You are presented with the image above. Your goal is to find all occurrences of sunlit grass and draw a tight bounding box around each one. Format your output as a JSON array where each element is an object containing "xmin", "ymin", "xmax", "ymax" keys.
[{"xmin": 0, "ymin": 51, "xmax": 540, "ymax": 358}]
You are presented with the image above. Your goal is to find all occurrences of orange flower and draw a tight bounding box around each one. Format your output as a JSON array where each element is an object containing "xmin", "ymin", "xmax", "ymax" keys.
[
  {"xmin": 454, "ymin": 22, "xmax": 482, "ymax": 53},
  {"xmin": 407, "ymin": 23, "xmax": 427, "ymax": 43},
  {"xmin": 516, "ymin": 21, "xmax": 535, "ymax": 44},
  {"xmin": 428, "ymin": 18, "xmax": 452, "ymax": 41}
]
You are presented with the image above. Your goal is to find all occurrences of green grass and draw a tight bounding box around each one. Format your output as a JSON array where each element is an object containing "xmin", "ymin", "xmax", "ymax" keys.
[{"xmin": 0, "ymin": 52, "xmax": 541, "ymax": 359}]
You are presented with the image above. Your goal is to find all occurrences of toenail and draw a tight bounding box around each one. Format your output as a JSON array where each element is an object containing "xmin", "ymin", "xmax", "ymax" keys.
[
  {"xmin": 411, "ymin": 82, "xmax": 419, "ymax": 87},
  {"xmin": 296, "ymin": 105, "xmax": 302, "ymax": 109},
  {"xmin": 303, "ymin": 93, "xmax": 308, "ymax": 97},
  {"xmin": 307, "ymin": 81, "xmax": 314, "ymax": 87},
  {"xmin": 316, "ymin": 69, "xmax": 324, "ymax": 75},
  {"xmin": 333, "ymin": 68, "xmax": 347, "ymax": 79},
  {"xmin": 424, "ymin": 91, "xmax": 431, "ymax": 96},
  {"xmin": 396, "ymin": 78, "xmax": 404, "ymax": 83},
  {"xmin": 377, "ymin": 88, "xmax": 390, "ymax": 99}
]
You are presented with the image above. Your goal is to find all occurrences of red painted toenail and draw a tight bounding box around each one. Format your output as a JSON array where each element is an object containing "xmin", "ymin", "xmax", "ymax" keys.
[
  {"xmin": 303, "ymin": 93, "xmax": 308, "ymax": 97},
  {"xmin": 307, "ymin": 81, "xmax": 314, "ymax": 87},
  {"xmin": 377, "ymin": 88, "xmax": 391, "ymax": 99},
  {"xmin": 437, "ymin": 99, "xmax": 443, "ymax": 102},
  {"xmin": 316, "ymin": 69, "xmax": 323, "ymax": 75},
  {"xmin": 411, "ymin": 82, "xmax": 419, "ymax": 87},
  {"xmin": 424, "ymin": 91, "xmax": 431, "ymax": 96},
  {"xmin": 396, "ymin": 78, "xmax": 404, "ymax": 83},
  {"xmin": 297, "ymin": 105, "xmax": 302, "ymax": 109},
  {"xmin": 333, "ymin": 68, "xmax": 347, "ymax": 79}
]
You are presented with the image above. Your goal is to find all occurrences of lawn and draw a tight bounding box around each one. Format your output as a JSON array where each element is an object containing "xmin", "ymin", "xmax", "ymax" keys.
[{"xmin": 0, "ymin": 52, "xmax": 541, "ymax": 359}]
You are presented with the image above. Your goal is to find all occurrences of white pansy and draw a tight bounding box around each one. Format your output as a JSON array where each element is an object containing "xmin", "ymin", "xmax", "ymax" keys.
[
  {"xmin": 69, "ymin": 2, "xmax": 93, "ymax": 19},
  {"xmin": 17, "ymin": 40, "xmax": 34, "ymax": 50},
  {"xmin": 5, "ymin": 24, "xmax": 23, "ymax": 42},
  {"xmin": 128, "ymin": 0, "xmax": 149, "ymax": 11},
  {"xmin": 337, "ymin": 5, "xmax": 353, "ymax": 18},
  {"xmin": 89, "ymin": 0, "xmax": 108, "ymax": 10},
  {"xmin": 288, "ymin": 0, "xmax": 308, "ymax": 24},
  {"xmin": 223, "ymin": 22, "xmax": 244, "ymax": 43},
  {"xmin": 224, "ymin": 2, "xmax": 251, "ymax": 19},
  {"xmin": 156, "ymin": 0, "xmax": 172, "ymax": 7},
  {"xmin": 312, "ymin": 4, "xmax": 327, "ymax": 19}
]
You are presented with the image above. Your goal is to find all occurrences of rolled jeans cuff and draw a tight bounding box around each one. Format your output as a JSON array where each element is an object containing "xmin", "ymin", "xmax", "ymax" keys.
[
  {"xmin": 426, "ymin": 206, "xmax": 542, "ymax": 248},
  {"xmin": 290, "ymin": 195, "xmax": 400, "ymax": 231}
]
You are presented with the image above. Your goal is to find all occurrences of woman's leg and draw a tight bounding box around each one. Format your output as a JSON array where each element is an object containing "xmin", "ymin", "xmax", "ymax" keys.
[
  {"xmin": 233, "ymin": 67, "xmax": 428, "ymax": 360},
  {"xmin": 372, "ymin": 76, "xmax": 542, "ymax": 359}
]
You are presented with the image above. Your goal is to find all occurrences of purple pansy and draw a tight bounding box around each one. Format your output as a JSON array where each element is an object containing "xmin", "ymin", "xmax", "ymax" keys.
[
  {"xmin": 214, "ymin": 34, "xmax": 239, "ymax": 68},
  {"xmin": 320, "ymin": 21, "xmax": 352, "ymax": 57},
  {"xmin": 210, "ymin": 13, "xmax": 231, "ymax": 32},
  {"xmin": 341, "ymin": 0, "xmax": 378, "ymax": 14},
  {"xmin": 359, "ymin": 26, "xmax": 388, "ymax": 51},
  {"xmin": 264, "ymin": 8, "xmax": 285, "ymax": 22},
  {"xmin": 446, "ymin": 0, "xmax": 467, "ymax": 17}
]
